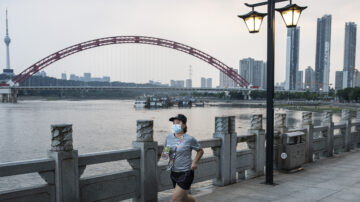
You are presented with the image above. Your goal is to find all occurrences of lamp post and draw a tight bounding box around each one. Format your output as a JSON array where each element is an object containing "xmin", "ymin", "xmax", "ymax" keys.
[{"xmin": 238, "ymin": 0, "xmax": 307, "ymax": 185}]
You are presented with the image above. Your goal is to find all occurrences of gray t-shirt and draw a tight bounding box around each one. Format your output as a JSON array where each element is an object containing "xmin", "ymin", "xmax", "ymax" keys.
[{"xmin": 165, "ymin": 133, "xmax": 201, "ymax": 172}]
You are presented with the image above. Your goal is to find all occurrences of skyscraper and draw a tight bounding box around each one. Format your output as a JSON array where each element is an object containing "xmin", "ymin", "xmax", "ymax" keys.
[
  {"xmin": 83, "ymin": 73, "xmax": 91, "ymax": 82},
  {"xmin": 285, "ymin": 27, "xmax": 300, "ymax": 91},
  {"xmin": 186, "ymin": 79, "xmax": 192, "ymax": 88},
  {"xmin": 343, "ymin": 22, "xmax": 357, "ymax": 88},
  {"xmin": 355, "ymin": 70, "xmax": 360, "ymax": 87},
  {"xmin": 219, "ymin": 69, "xmax": 237, "ymax": 88},
  {"xmin": 295, "ymin": 71, "xmax": 303, "ymax": 90},
  {"xmin": 253, "ymin": 60, "xmax": 265, "ymax": 88},
  {"xmin": 335, "ymin": 71, "xmax": 343, "ymax": 90},
  {"xmin": 239, "ymin": 57, "xmax": 267, "ymax": 89},
  {"xmin": 240, "ymin": 58, "xmax": 254, "ymax": 85},
  {"xmin": 170, "ymin": 80, "xmax": 175, "ymax": 87},
  {"xmin": 315, "ymin": 15, "xmax": 332, "ymax": 92},
  {"xmin": 305, "ymin": 66, "xmax": 315, "ymax": 91},
  {"xmin": 201, "ymin": 77, "xmax": 206, "ymax": 88},
  {"xmin": 3, "ymin": 9, "xmax": 13, "ymax": 76},
  {"xmin": 261, "ymin": 62, "xmax": 267, "ymax": 90},
  {"xmin": 61, "ymin": 73, "xmax": 67, "ymax": 80},
  {"xmin": 175, "ymin": 80, "xmax": 184, "ymax": 88},
  {"xmin": 206, "ymin": 78, "xmax": 212, "ymax": 88}
]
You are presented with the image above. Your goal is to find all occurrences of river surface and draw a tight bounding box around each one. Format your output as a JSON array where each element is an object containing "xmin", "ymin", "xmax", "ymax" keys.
[{"xmin": 0, "ymin": 100, "xmax": 341, "ymax": 193}]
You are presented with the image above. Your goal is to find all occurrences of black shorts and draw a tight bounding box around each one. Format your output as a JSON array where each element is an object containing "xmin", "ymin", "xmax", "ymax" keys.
[{"xmin": 170, "ymin": 170, "xmax": 194, "ymax": 190}]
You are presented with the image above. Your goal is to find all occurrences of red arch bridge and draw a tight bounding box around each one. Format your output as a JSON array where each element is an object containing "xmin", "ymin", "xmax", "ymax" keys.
[{"xmin": 8, "ymin": 36, "xmax": 254, "ymax": 88}]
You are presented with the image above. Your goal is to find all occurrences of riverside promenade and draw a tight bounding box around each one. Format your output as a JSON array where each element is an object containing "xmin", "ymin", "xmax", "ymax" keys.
[
  {"xmin": 173, "ymin": 150, "xmax": 360, "ymax": 202},
  {"xmin": 1, "ymin": 109, "xmax": 360, "ymax": 202}
]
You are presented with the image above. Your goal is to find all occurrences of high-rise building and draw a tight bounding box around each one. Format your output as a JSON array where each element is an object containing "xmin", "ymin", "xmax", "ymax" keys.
[
  {"xmin": 83, "ymin": 73, "xmax": 91, "ymax": 82},
  {"xmin": 35, "ymin": 71, "xmax": 47, "ymax": 77},
  {"xmin": 170, "ymin": 80, "xmax": 175, "ymax": 87},
  {"xmin": 355, "ymin": 69, "xmax": 360, "ymax": 87},
  {"xmin": 206, "ymin": 78, "xmax": 212, "ymax": 88},
  {"xmin": 239, "ymin": 57, "xmax": 267, "ymax": 89},
  {"xmin": 240, "ymin": 58, "xmax": 254, "ymax": 85},
  {"xmin": 315, "ymin": 15, "xmax": 332, "ymax": 92},
  {"xmin": 2, "ymin": 10, "xmax": 14, "ymax": 76},
  {"xmin": 252, "ymin": 61, "xmax": 263, "ymax": 88},
  {"xmin": 343, "ymin": 22, "xmax": 357, "ymax": 88},
  {"xmin": 295, "ymin": 71, "xmax": 303, "ymax": 90},
  {"xmin": 261, "ymin": 62, "xmax": 267, "ymax": 90},
  {"xmin": 285, "ymin": 27, "xmax": 300, "ymax": 91},
  {"xmin": 175, "ymin": 80, "xmax": 184, "ymax": 88},
  {"xmin": 70, "ymin": 74, "xmax": 77, "ymax": 81},
  {"xmin": 219, "ymin": 68, "xmax": 237, "ymax": 88},
  {"xmin": 61, "ymin": 73, "xmax": 67, "ymax": 80},
  {"xmin": 102, "ymin": 76, "xmax": 110, "ymax": 82},
  {"xmin": 305, "ymin": 66, "xmax": 315, "ymax": 91},
  {"xmin": 335, "ymin": 71, "xmax": 343, "ymax": 90},
  {"xmin": 186, "ymin": 79, "xmax": 192, "ymax": 88},
  {"xmin": 201, "ymin": 77, "xmax": 206, "ymax": 88}
]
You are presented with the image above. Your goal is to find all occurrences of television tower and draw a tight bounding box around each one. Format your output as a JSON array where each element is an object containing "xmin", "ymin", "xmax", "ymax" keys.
[{"xmin": 3, "ymin": 9, "xmax": 14, "ymax": 76}]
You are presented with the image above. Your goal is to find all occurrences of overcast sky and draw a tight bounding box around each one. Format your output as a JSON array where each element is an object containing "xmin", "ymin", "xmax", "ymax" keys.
[{"xmin": 0, "ymin": 0, "xmax": 360, "ymax": 87}]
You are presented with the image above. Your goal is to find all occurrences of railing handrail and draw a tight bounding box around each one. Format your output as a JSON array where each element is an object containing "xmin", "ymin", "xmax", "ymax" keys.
[
  {"xmin": 313, "ymin": 125, "xmax": 328, "ymax": 132},
  {"xmin": 237, "ymin": 134, "xmax": 255, "ymax": 143},
  {"xmin": 334, "ymin": 123, "xmax": 347, "ymax": 129},
  {"xmin": 78, "ymin": 148, "xmax": 140, "ymax": 166},
  {"xmin": 351, "ymin": 120, "xmax": 360, "ymax": 126},
  {"xmin": 0, "ymin": 158, "xmax": 55, "ymax": 177}
]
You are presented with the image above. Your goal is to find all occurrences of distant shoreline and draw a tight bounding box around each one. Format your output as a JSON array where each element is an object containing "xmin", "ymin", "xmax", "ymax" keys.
[{"xmin": 15, "ymin": 97, "xmax": 359, "ymax": 113}]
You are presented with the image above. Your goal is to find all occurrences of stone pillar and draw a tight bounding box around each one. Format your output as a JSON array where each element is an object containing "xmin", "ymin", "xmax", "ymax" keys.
[
  {"xmin": 246, "ymin": 114, "xmax": 265, "ymax": 178},
  {"xmin": 131, "ymin": 120, "xmax": 158, "ymax": 202},
  {"xmin": 321, "ymin": 111, "xmax": 334, "ymax": 157},
  {"xmin": 356, "ymin": 108, "xmax": 360, "ymax": 148},
  {"xmin": 302, "ymin": 112, "xmax": 314, "ymax": 162},
  {"xmin": 274, "ymin": 113, "xmax": 287, "ymax": 134},
  {"xmin": 48, "ymin": 124, "xmax": 80, "ymax": 202},
  {"xmin": 228, "ymin": 116, "xmax": 237, "ymax": 184},
  {"xmin": 274, "ymin": 113, "xmax": 287, "ymax": 169},
  {"xmin": 212, "ymin": 116, "xmax": 233, "ymax": 186},
  {"xmin": 341, "ymin": 110, "xmax": 352, "ymax": 151}
]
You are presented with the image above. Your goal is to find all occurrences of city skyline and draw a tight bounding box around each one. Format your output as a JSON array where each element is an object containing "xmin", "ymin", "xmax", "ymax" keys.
[{"xmin": 1, "ymin": 0, "xmax": 360, "ymax": 87}]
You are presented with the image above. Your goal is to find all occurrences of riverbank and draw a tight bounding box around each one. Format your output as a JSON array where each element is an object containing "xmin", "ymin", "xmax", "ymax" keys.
[{"xmin": 13, "ymin": 97, "xmax": 360, "ymax": 113}]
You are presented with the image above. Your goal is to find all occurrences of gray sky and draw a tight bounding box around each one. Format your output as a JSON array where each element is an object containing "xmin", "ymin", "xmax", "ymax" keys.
[{"xmin": 0, "ymin": 0, "xmax": 360, "ymax": 87}]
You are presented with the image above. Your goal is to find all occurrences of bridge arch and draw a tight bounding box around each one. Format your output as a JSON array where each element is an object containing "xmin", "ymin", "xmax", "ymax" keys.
[{"xmin": 12, "ymin": 36, "xmax": 250, "ymax": 88}]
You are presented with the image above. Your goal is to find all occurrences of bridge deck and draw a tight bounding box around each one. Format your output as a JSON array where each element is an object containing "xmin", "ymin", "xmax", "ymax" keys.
[{"xmin": 160, "ymin": 150, "xmax": 360, "ymax": 202}]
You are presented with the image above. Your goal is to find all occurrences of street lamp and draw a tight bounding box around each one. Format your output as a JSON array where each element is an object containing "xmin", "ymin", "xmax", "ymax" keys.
[
  {"xmin": 238, "ymin": 0, "xmax": 307, "ymax": 185},
  {"xmin": 238, "ymin": 9, "xmax": 267, "ymax": 33},
  {"xmin": 276, "ymin": 1, "xmax": 307, "ymax": 27}
]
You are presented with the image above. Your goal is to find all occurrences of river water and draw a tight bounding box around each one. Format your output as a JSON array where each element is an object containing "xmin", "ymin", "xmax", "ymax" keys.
[{"xmin": 0, "ymin": 100, "xmax": 341, "ymax": 193}]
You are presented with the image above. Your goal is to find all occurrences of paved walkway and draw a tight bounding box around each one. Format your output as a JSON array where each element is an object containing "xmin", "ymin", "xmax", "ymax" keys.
[
  {"xmin": 197, "ymin": 150, "xmax": 360, "ymax": 202},
  {"xmin": 161, "ymin": 150, "xmax": 360, "ymax": 202}
]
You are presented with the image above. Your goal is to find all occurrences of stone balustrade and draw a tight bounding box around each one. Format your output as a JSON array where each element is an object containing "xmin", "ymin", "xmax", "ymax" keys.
[{"xmin": 1, "ymin": 109, "xmax": 360, "ymax": 202}]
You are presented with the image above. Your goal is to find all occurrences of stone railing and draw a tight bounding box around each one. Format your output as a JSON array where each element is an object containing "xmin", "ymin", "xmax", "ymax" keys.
[{"xmin": 1, "ymin": 108, "xmax": 360, "ymax": 202}]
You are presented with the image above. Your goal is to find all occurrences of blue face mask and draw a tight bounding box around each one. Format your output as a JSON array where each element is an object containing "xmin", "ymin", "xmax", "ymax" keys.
[{"xmin": 172, "ymin": 124, "xmax": 182, "ymax": 134}]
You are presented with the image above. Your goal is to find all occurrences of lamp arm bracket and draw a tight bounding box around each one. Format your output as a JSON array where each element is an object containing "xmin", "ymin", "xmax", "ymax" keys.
[{"xmin": 245, "ymin": 0, "xmax": 289, "ymax": 8}]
